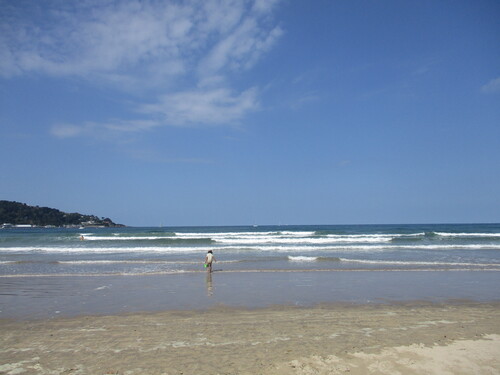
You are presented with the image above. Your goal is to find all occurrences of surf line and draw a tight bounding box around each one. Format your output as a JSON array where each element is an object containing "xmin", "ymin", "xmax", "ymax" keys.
[{"xmin": 1, "ymin": 268, "xmax": 499, "ymax": 278}]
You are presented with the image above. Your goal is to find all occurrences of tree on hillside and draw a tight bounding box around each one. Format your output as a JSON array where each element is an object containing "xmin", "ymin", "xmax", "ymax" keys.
[{"xmin": 0, "ymin": 200, "xmax": 123, "ymax": 227}]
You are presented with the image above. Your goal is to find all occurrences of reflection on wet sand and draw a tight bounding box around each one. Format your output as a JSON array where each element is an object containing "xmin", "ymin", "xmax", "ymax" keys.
[{"xmin": 206, "ymin": 273, "xmax": 213, "ymax": 297}]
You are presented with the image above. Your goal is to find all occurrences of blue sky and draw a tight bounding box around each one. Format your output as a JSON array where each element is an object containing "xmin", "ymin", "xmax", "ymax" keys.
[{"xmin": 1, "ymin": 0, "xmax": 499, "ymax": 226}]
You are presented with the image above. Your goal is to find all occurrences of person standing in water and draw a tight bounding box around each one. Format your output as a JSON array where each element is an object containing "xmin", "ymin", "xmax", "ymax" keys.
[{"xmin": 205, "ymin": 250, "xmax": 215, "ymax": 273}]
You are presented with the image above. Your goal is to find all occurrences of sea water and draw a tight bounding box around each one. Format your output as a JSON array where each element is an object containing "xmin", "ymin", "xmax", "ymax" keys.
[
  {"xmin": 1, "ymin": 224, "xmax": 499, "ymax": 318},
  {"xmin": 1, "ymin": 224, "xmax": 499, "ymax": 275}
]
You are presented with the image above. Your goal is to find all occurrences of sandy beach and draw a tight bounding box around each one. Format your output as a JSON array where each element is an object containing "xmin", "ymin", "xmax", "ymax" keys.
[
  {"xmin": 1, "ymin": 302, "xmax": 499, "ymax": 375},
  {"xmin": 1, "ymin": 226, "xmax": 500, "ymax": 374}
]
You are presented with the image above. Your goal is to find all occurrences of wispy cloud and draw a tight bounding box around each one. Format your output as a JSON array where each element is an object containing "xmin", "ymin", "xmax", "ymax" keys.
[
  {"xmin": 199, "ymin": 18, "xmax": 283, "ymax": 78},
  {"xmin": 50, "ymin": 119, "xmax": 161, "ymax": 139},
  {"xmin": 126, "ymin": 148, "xmax": 213, "ymax": 164},
  {"xmin": 481, "ymin": 77, "xmax": 500, "ymax": 94},
  {"xmin": 290, "ymin": 92, "xmax": 320, "ymax": 110},
  {"xmin": 1, "ymin": 0, "xmax": 283, "ymax": 134},
  {"xmin": 140, "ymin": 87, "xmax": 259, "ymax": 126}
]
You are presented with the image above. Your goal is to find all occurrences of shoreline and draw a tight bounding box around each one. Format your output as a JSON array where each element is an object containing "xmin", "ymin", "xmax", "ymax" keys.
[
  {"xmin": 0, "ymin": 297, "xmax": 498, "ymax": 323},
  {"xmin": 1, "ymin": 301, "xmax": 499, "ymax": 374},
  {"xmin": 1, "ymin": 270, "xmax": 499, "ymax": 321},
  {"xmin": 1, "ymin": 267, "xmax": 500, "ymax": 278}
]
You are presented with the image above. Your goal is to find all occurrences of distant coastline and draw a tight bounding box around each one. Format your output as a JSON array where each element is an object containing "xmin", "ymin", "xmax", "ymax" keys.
[{"xmin": 0, "ymin": 200, "xmax": 125, "ymax": 228}]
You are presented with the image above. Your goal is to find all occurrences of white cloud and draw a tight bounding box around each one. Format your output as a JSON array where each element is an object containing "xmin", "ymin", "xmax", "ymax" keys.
[
  {"xmin": 252, "ymin": 0, "xmax": 282, "ymax": 14},
  {"xmin": 481, "ymin": 77, "xmax": 500, "ymax": 94},
  {"xmin": 1, "ymin": 1, "xmax": 195, "ymax": 84},
  {"xmin": 291, "ymin": 92, "xmax": 320, "ymax": 110},
  {"xmin": 141, "ymin": 87, "xmax": 259, "ymax": 126},
  {"xmin": 199, "ymin": 17, "xmax": 283, "ymax": 77},
  {"xmin": 1, "ymin": 0, "xmax": 282, "ymax": 85},
  {"xmin": 50, "ymin": 119, "xmax": 161, "ymax": 139},
  {"xmin": 1, "ymin": 0, "xmax": 283, "ymax": 136},
  {"xmin": 50, "ymin": 124, "xmax": 84, "ymax": 139},
  {"xmin": 52, "ymin": 88, "xmax": 259, "ymax": 138}
]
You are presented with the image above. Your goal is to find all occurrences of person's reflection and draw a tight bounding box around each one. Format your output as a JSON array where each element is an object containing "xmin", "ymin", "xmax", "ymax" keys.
[{"xmin": 206, "ymin": 272, "xmax": 214, "ymax": 297}]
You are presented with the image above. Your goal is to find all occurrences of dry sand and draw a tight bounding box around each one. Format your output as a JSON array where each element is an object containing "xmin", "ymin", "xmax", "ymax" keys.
[{"xmin": 1, "ymin": 302, "xmax": 499, "ymax": 375}]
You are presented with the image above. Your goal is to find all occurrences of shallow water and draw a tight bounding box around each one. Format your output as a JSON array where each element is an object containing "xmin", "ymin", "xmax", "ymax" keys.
[
  {"xmin": 1, "ymin": 224, "xmax": 500, "ymax": 276},
  {"xmin": 1, "ymin": 224, "xmax": 499, "ymax": 319},
  {"xmin": 1, "ymin": 271, "xmax": 499, "ymax": 320}
]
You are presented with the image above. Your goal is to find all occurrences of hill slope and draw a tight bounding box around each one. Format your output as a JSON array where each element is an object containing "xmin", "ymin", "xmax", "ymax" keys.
[{"xmin": 0, "ymin": 200, "xmax": 124, "ymax": 227}]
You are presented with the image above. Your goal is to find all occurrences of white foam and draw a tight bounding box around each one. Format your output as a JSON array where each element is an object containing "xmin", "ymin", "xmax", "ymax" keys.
[
  {"xmin": 435, "ymin": 232, "xmax": 500, "ymax": 237},
  {"xmin": 288, "ymin": 256, "xmax": 318, "ymax": 262},
  {"xmin": 0, "ymin": 246, "xmax": 210, "ymax": 254},
  {"xmin": 1, "ymin": 243, "xmax": 499, "ymax": 255},
  {"xmin": 175, "ymin": 231, "xmax": 316, "ymax": 238},
  {"xmin": 78, "ymin": 231, "xmax": 430, "ymax": 245},
  {"xmin": 82, "ymin": 236, "xmax": 181, "ymax": 241},
  {"xmin": 58, "ymin": 260, "xmax": 201, "ymax": 265},
  {"xmin": 215, "ymin": 236, "xmax": 393, "ymax": 245},
  {"xmin": 392, "ymin": 232, "xmax": 426, "ymax": 237},
  {"xmin": 2, "ymin": 268, "xmax": 499, "ymax": 278},
  {"xmin": 255, "ymin": 244, "xmax": 500, "ymax": 252},
  {"xmin": 338, "ymin": 258, "xmax": 499, "ymax": 267}
]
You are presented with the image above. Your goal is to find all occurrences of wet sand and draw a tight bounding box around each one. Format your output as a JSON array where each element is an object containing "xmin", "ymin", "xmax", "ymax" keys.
[
  {"xmin": 1, "ymin": 302, "xmax": 499, "ymax": 375},
  {"xmin": 2, "ymin": 271, "xmax": 499, "ymax": 320}
]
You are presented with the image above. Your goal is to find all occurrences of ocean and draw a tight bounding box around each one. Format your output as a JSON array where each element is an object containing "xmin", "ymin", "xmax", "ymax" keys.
[
  {"xmin": 1, "ymin": 223, "xmax": 500, "ymax": 318},
  {"xmin": 1, "ymin": 223, "xmax": 500, "ymax": 275}
]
